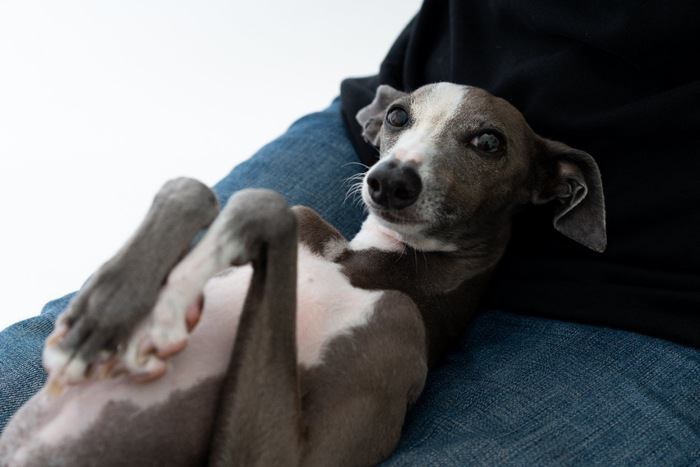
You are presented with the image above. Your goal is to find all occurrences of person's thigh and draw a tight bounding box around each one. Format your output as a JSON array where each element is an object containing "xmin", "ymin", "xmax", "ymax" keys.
[
  {"xmin": 384, "ymin": 310, "xmax": 700, "ymax": 466},
  {"xmin": 0, "ymin": 98, "xmax": 367, "ymax": 433}
]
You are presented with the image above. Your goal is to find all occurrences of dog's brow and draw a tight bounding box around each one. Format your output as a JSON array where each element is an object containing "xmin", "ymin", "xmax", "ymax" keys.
[{"xmin": 474, "ymin": 120, "xmax": 507, "ymax": 134}]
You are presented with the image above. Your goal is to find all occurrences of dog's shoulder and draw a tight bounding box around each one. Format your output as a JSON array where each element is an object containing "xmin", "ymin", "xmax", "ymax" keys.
[{"xmin": 292, "ymin": 205, "xmax": 347, "ymax": 260}]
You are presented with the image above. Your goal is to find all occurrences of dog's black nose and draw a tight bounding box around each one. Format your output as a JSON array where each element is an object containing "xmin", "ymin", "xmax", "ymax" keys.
[{"xmin": 367, "ymin": 161, "xmax": 422, "ymax": 209}]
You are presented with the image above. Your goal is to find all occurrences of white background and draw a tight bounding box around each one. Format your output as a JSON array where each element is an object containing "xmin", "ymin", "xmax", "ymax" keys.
[{"xmin": 0, "ymin": 0, "xmax": 421, "ymax": 330}]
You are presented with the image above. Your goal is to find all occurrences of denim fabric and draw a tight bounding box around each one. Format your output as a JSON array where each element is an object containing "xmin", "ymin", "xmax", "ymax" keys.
[
  {"xmin": 383, "ymin": 311, "xmax": 700, "ymax": 466},
  {"xmin": 1, "ymin": 99, "xmax": 699, "ymax": 465}
]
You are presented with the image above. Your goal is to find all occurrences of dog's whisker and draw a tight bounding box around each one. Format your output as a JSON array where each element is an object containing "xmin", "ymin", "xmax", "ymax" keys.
[
  {"xmin": 342, "ymin": 161, "xmax": 370, "ymax": 170},
  {"xmin": 342, "ymin": 173, "xmax": 367, "ymax": 188},
  {"xmin": 344, "ymin": 181, "xmax": 364, "ymax": 197},
  {"xmin": 344, "ymin": 180, "xmax": 363, "ymax": 193},
  {"xmin": 343, "ymin": 174, "xmax": 366, "ymax": 184},
  {"xmin": 343, "ymin": 180, "xmax": 366, "ymax": 207}
]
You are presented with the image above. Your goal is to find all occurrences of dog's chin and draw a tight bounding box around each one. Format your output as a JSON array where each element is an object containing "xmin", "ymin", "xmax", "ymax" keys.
[
  {"xmin": 368, "ymin": 206, "xmax": 433, "ymax": 241},
  {"xmin": 361, "ymin": 191, "xmax": 433, "ymax": 239},
  {"xmin": 374, "ymin": 209, "xmax": 425, "ymax": 226},
  {"xmin": 365, "ymin": 201, "xmax": 427, "ymax": 227},
  {"xmin": 368, "ymin": 208, "xmax": 459, "ymax": 253}
]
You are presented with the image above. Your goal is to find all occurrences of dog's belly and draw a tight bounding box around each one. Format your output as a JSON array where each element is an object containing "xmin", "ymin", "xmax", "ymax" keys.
[{"xmin": 0, "ymin": 244, "xmax": 382, "ymax": 466}]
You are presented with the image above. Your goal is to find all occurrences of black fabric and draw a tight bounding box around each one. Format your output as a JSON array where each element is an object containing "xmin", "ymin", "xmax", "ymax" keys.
[{"xmin": 340, "ymin": 0, "xmax": 700, "ymax": 348}]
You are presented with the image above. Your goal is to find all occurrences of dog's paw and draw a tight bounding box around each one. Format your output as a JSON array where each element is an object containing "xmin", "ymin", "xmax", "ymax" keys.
[
  {"xmin": 43, "ymin": 241, "xmax": 205, "ymax": 386},
  {"xmin": 43, "ymin": 269, "xmax": 163, "ymax": 387},
  {"xmin": 113, "ymin": 249, "xmax": 221, "ymax": 381},
  {"xmin": 42, "ymin": 179, "xmax": 220, "ymax": 389},
  {"xmin": 220, "ymin": 189, "xmax": 296, "ymax": 265}
]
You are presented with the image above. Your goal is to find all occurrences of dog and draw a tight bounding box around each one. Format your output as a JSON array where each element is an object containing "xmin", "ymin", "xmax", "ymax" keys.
[{"xmin": 0, "ymin": 82, "xmax": 605, "ymax": 466}]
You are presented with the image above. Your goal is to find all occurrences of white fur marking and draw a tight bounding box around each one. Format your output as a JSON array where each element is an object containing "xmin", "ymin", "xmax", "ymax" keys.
[
  {"xmin": 295, "ymin": 246, "xmax": 382, "ymax": 366},
  {"xmin": 322, "ymin": 237, "xmax": 347, "ymax": 261},
  {"xmin": 391, "ymin": 83, "xmax": 467, "ymax": 164},
  {"xmin": 371, "ymin": 214, "xmax": 459, "ymax": 253},
  {"xmin": 349, "ymin": 215, "xmax": 405, "ymax": 252}
]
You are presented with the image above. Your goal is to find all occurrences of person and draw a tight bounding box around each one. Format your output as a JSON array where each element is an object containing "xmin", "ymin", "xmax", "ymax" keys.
[{"xmin": 2, "ymin": 1, "xmax": 698, "ymax": 464}]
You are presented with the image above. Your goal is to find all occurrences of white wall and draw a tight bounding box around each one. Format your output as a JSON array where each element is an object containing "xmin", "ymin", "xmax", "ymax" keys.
[{"xmin": 0, "ymin": 0, "xmax": 422, "ymax": 330}]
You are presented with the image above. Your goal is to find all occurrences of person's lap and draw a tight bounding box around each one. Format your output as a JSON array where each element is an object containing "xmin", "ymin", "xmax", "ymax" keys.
[
  {"xmin": 383, "ymin": 311, "xmax": 700, "ymax": 465},
  {"xmin": 1, "ymin": 99, "xmax": 698, "ymax": 464}
]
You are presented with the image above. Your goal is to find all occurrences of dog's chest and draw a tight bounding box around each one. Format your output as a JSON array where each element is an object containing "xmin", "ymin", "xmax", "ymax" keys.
[{"xmin": 202, "ymin": 243, "xmax": 383, "ymax": 367}]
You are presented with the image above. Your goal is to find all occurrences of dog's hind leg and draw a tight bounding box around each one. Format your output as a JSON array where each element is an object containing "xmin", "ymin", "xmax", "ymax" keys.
[
  {"xmin": 205, "ymin": 189, "xmax": 429, "ymax": 467},
  {"xmin": 43, "ymin": 177, "xmax": 219, "ymax": 385},
  {"xmin": 206, "ymin": 188, "xmax": 302, "ymax": 467}
]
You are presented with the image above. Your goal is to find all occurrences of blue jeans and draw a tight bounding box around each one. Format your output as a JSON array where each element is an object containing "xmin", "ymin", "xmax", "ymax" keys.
[{"xmin": 1, "ymin": 100, "xmax": 698, "ymax": 465}]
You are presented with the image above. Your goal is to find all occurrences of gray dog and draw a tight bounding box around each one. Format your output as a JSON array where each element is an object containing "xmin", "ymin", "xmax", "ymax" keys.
[{"xmin": 0, "ymin": 82, "xmax": 605, "ymax": 466}]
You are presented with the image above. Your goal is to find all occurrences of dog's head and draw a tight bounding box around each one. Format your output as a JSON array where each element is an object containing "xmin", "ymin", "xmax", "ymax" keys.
[{"xmin": 356, "ymin": 82, "xmax": 606, "ymax": 253}]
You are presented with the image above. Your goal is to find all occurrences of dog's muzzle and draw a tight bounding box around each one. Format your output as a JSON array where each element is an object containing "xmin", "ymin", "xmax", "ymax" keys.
[{"xmin": 367, "ymin": 160, "xmax": 422, "ymax": 210}]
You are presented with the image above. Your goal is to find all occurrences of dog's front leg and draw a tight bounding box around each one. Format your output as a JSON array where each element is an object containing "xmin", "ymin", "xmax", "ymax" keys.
[
  {"xmin": 205, "ymin": 189, "xmax": 301, "ymax": 466},
  {"xmin": 43, "ymin": 177, "xmax": 219, "ymax": 384}
]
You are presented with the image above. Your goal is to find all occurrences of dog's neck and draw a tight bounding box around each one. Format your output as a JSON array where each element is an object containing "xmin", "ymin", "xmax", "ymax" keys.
[
  {"xmin": 348, "ymin": 215, "xmax": 406, "ymax": 253},
  {"xmin": 341, "ymin": 213, "xmax": 512, "ymax": 364},
  {"xmin": 348, "ymin": 213, "xmax": 510, "ymax": 274}
]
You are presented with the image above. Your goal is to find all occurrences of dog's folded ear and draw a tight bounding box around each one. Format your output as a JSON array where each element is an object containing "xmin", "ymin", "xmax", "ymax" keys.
[
  {"xmin": 532, "ymin": 138, "xmax": 607, "ymax": 253},
  {"xmin": 356, "ymin": 84, "xmax": 407, "ymax": 149}
]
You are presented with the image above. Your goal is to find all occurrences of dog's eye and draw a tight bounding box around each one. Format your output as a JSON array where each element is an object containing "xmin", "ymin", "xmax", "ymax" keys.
[
  {"xmin": 386, "ymin": 107, "xmax": 409, "ymax": 127},
  {"xmin": 470, "ymin": 132, "xmax": 502, "ymax": 153}
]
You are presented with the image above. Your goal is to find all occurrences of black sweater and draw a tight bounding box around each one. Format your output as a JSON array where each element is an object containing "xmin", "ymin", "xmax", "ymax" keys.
[{"xmin": 340, "ymin": 0, "xmax": 700, "ymax": 348}]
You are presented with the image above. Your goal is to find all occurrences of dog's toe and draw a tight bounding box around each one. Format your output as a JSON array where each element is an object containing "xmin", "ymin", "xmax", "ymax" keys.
[
  {"xmin": 148, "ymin": 288, "xmax": 197, "ymax": 357},
  {"xmin": 42, "ymin": 343, "xmax": 71, "ymax": 377},
  {"xmin": 114, "ymin": 287, "xmax": 203, "ymax": 380},
  {"xmin": 129, "ymin": 355, "xmax": 167, "ymax": 383},
  {"xmin": 185, "ymin": 296, "xmax": 203, "ymax": 332}
]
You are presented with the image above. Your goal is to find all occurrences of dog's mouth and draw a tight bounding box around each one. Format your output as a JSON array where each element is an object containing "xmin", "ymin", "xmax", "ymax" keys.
[{"xmin": 369, "ymin": 205, "xmax": 427, "ymax": 226}]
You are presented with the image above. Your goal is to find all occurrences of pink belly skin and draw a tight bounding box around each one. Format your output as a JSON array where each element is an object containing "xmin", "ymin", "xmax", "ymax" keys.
[{"xmin": 0, "ymin": 245, "xmax": 382, "ymax": 466}]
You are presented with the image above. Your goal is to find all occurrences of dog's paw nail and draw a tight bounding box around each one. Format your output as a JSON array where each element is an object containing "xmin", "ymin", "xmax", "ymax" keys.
[
  {"xmin": 45, "ymin": 324, "xmax": 69, "ymax": 347},
  {"xmin": 138, "ymin": 336, "xmax": 155, "ymax": 357},
  {"xmin": 107, "ymin": 361, "xmax": 128, "ymax": 379},
  {"xmin": 155, "ymin": 338, "xmax": 188, "ymax": 359},
  {"xmin": 62, "ymin": 357, "xmax": 89, "ymax": 384},
  {"xmin": 46, "ymin": 376, "xmax": 66, "ymax": 397},
  {"xmin": 95, "ymin": 356, "xmax": 118, "ymax": 379},
  {"xmin": 42, "ymin": 345, "xmax": 70, "ymax": 375},
  {"xmin": 130, "ymin": 357, "xmax": 166, "ymax": 383},
  {"xmin": 149, "ymin": 306, "xmax": 190, "ymax": 358},
  {"xmin": 185, "ymin": 296, "xmax": 203, "ymax": 332}
]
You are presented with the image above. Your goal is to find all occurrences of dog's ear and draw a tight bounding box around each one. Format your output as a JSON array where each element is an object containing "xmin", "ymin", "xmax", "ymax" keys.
[
  {"xmin": 356, "ymin": 84, "xmax": 407, "ymax": 149},
  {"xmin": 532, "ymin": 138, "xmax": 607, "ymax": 252}
]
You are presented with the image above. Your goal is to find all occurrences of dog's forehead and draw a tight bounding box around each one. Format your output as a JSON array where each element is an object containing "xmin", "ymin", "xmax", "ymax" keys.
[
  {"xmin": 409, "ymin": 83, "xmax": 468, "ymax": 123},
  {"xmin": 409, "ymin": 83, "xmax": 525, "ymax": 132}
]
